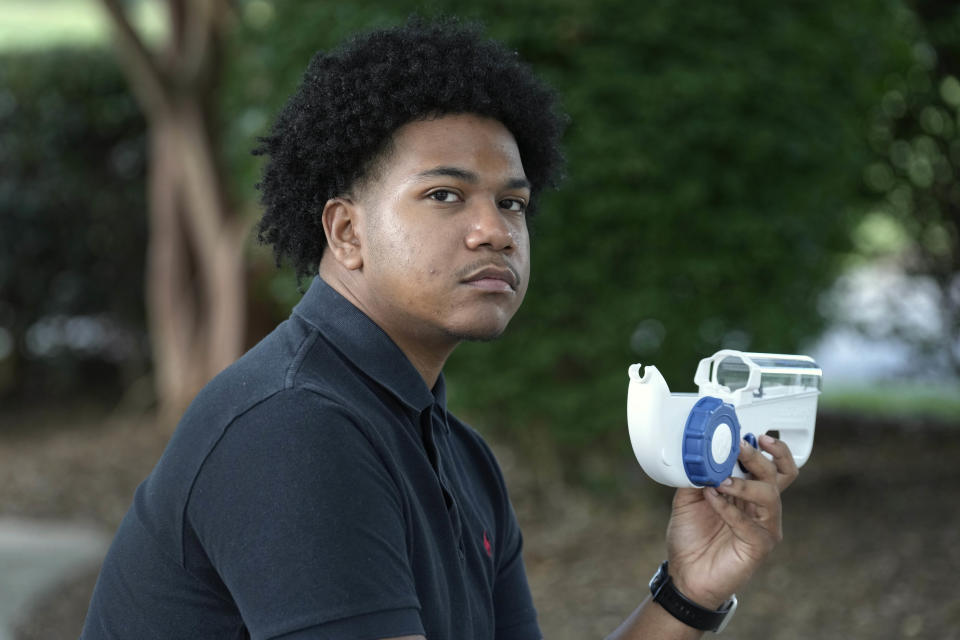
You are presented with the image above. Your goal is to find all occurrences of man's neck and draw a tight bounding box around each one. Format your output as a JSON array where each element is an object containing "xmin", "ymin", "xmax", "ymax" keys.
[{"xmin": 317, "ymin": 266, "xmax": 456, "ymax": 390}]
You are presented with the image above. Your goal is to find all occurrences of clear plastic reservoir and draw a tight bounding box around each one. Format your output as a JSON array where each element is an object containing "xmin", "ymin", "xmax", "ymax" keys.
[{"xmin": 716, "ymin": 352, "xmax": 822, "ymax": 398}]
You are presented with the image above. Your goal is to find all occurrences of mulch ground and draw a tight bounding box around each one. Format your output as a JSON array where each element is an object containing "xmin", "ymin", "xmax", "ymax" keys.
[{"xmin": 3, "ymin": 405, "xmax": 959, "ymax": 640}]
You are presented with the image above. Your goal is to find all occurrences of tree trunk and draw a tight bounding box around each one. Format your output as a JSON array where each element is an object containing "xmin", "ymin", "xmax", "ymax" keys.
[
  {"xmin": 147, "ymin": 112, "xmax": 246, "ymax": 419},
  {"xmin": 100, "ymin": 0, "xmax": 246, "ymax": 420}
]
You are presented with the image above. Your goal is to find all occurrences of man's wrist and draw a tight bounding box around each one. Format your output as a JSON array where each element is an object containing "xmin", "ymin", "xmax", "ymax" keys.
[
  {"xmin": 649, "ymin": 562, "xmax": 738, "ymax": 633},
  {"xmin": 670, "ymin": 575, "xmax": 728, "ymax": 611}
]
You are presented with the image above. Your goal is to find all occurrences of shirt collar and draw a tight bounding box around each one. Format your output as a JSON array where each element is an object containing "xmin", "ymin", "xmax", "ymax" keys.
[{"xmin": 292, "ymin": 276, "xmax": 445, "ymax": 416}]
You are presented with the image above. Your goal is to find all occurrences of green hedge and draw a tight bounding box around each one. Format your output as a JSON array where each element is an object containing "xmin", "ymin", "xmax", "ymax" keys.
[{"xmin": 0, "ymin": 48, "xmax": 148, "ymax": 402}]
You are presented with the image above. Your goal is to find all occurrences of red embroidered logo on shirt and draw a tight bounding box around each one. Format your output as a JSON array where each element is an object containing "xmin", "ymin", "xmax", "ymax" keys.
[{"xmin": 483, "ymin": 530, "xmax": 493, "ymax": 557}]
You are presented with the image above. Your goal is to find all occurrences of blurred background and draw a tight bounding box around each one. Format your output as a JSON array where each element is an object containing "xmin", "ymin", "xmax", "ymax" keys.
[{"xmin": 1, "ymin": 0, "xmax": 958, "ymax": 638}]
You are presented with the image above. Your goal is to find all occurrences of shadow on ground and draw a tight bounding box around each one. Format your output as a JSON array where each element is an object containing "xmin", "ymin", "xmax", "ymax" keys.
[{"xmin": 2, "ymin": 407, "xmax": 958, "ymax": 639}]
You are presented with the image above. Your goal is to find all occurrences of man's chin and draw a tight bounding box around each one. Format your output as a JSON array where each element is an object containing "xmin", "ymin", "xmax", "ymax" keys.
[
  {"xmin": 443, "ymin": 323, "xmax": 509, "ymax": 344},
  {"xmin": 440, "ymin": 305, "xmax": 520, "ymax": 343}
]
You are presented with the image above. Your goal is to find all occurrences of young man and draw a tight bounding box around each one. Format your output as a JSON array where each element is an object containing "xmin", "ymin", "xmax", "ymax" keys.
[{"xmin": 82, "ymin": 18, "xmax": 797, "ymax": 640}]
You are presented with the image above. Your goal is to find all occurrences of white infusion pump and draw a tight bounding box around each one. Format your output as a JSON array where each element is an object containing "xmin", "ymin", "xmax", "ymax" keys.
[{"xmin": 627, "ymin": 350, "xmax": 821, "ymax": 488}]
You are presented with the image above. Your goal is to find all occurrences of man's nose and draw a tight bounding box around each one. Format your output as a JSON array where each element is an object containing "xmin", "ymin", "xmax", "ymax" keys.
[{"xmin": 464, "ymin": 200, "xmax": 515, "ymax": 252}]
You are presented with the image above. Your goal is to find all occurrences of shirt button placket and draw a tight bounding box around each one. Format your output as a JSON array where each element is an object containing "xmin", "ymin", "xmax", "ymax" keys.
[{"xmin": 424, "ymin": 405, "xmax": 466, "ymax": 561}]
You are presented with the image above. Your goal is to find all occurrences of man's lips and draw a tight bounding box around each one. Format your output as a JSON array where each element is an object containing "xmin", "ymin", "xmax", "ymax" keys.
[{"xmin": 461, "ymin": 265, "xmax": 519, "ymax": 292}]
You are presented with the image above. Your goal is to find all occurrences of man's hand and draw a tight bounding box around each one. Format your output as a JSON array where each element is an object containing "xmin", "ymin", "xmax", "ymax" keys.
[{"xmin": 665, "ymin": 434, "xmax": 799, "ymax": 609}]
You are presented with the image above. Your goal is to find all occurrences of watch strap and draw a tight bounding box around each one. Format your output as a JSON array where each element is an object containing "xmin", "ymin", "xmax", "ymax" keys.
[{"xmin": 649, "ymin": 561, "xmax": 737, "ymax": 633}]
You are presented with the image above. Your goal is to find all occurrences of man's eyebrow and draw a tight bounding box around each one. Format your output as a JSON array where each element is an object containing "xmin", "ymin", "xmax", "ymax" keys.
[
  {"xmin": 413, "ymin": 166, "xmax": 531, "ymax": 191},
  {"xmin": 505, "ymin": 177, "xmax": 532, "ymax": 191},
  {"xmin": 414, "ymin": 166, "xmax": 479, "ymax": 183}
]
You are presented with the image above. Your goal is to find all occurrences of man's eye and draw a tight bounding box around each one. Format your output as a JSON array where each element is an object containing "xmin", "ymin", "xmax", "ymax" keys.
[
  {"xmin": 500, "ymin": 198, "xmax": 527, "ymax": 213},
  {"xmin": 429, "ymin": 190, "xmax": 460, "ymax": 203}
]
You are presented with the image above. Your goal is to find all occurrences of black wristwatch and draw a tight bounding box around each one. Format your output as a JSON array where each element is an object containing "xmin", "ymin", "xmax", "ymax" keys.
[{"xmin": 649, "ymin": 561, "xmax": 738, "ymax": 633}]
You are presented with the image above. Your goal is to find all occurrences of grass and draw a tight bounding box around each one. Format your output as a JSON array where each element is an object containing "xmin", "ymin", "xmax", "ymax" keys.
[
  {"xmin": 820, "ymin": 382, "xmax": 960, "ymax": 424},
  {"xmin": 0, "ymin": 0, "xmax": 165, "ymax": 52}
]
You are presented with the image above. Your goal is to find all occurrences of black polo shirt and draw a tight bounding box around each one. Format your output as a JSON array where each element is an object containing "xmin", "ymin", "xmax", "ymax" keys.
[{"xmin": 81, "ymin": 277, "xmax": 541, "ymax": 640}]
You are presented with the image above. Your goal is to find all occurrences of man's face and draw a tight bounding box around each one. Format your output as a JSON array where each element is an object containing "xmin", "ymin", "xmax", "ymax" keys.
[{"xmin": 353, "ymin": 113, "xmax": 531, "ymax": 348}]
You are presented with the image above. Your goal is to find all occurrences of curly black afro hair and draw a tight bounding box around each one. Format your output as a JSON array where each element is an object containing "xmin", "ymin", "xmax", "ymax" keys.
[{"xmin": 253, "ymin": 16, "xmax": 567, "ymax": 279}]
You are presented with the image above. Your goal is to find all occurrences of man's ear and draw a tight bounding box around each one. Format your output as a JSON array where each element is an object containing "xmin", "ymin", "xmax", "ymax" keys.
[{"xmin": 321, "ymin": 197, "xmax": 363, "ymax": 270}]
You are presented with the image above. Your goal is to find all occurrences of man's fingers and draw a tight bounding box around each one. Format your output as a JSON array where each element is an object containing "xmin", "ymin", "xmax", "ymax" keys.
[
  {"xmin": 702, "ymin": 486, "xmax": 780, "ymax": 551},
  {"xmin": 736, "ymin": 439, "xmax": 778, "ymax": 484},
  {"xmin": 759, "ymin": 434, "xmax": 799, "ymax": 491},
  {"xmin": 737, "ymin": 435, "xmax": 800, "ymax": 492},
  {"xmin": 703, "ymin": 486, "xmax": 752, "ymax": 529},
  {"xmin": 716, "ymin": 477, "xmax": 780, "ymax": 528}
]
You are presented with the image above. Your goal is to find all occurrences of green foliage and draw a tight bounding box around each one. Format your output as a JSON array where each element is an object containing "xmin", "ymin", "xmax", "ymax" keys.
[
  {"xmin": 857, "ymin": 0, "xmax": 960, "ymax": 373},
  {"xmin": 0, "ymin": 48, "xmax": 148, "ymax": 401},
  {"xmin": 221, "ymin": 0, "xmax": 915, "ymax": 445}
]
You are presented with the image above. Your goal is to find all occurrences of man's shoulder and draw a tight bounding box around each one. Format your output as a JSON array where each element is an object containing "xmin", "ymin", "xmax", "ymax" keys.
[
  {"xmin": 174, "ymin": 367, "xmax": 370, "ymax": 482},
  {"xmin": 138, "ymin": 317, "xmax": 363, "ymax": 514},
  {"xmin": 185, "ymin": 317, "xmax": 315, "ymax": 419},
  {"xmin": 134, "ymin": 362, "xmax": 378, "ymax": 562},
  {"xmin": 179, "ymin": 312, "xmax": 365, "ymax": 427}
]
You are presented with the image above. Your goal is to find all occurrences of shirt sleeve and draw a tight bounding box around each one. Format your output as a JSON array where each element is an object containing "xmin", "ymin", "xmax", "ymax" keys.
[{"xmin": 185, "ymin": 388, "xmax": 425, "ymax": 640}]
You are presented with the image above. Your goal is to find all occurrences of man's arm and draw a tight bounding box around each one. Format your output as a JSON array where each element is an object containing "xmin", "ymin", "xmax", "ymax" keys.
[
  {"xmin": 607, "ymin": 435, "xmax": 799, "ymax": 639},
  {"xmin": 607, "ymin": 596, "xmax": 707, "ymax": 640}
]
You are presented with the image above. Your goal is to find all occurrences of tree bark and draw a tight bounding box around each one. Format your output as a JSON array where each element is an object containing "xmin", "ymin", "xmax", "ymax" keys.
[{"xmin": 100, "ymin": 0, "xmax": 246, "ymax": 420}]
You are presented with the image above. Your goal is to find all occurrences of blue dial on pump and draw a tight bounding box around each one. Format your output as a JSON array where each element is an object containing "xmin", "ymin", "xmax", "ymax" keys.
[{"xmin": 682, "ymin": 396, "xmax": 742, "ymax": 486}]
